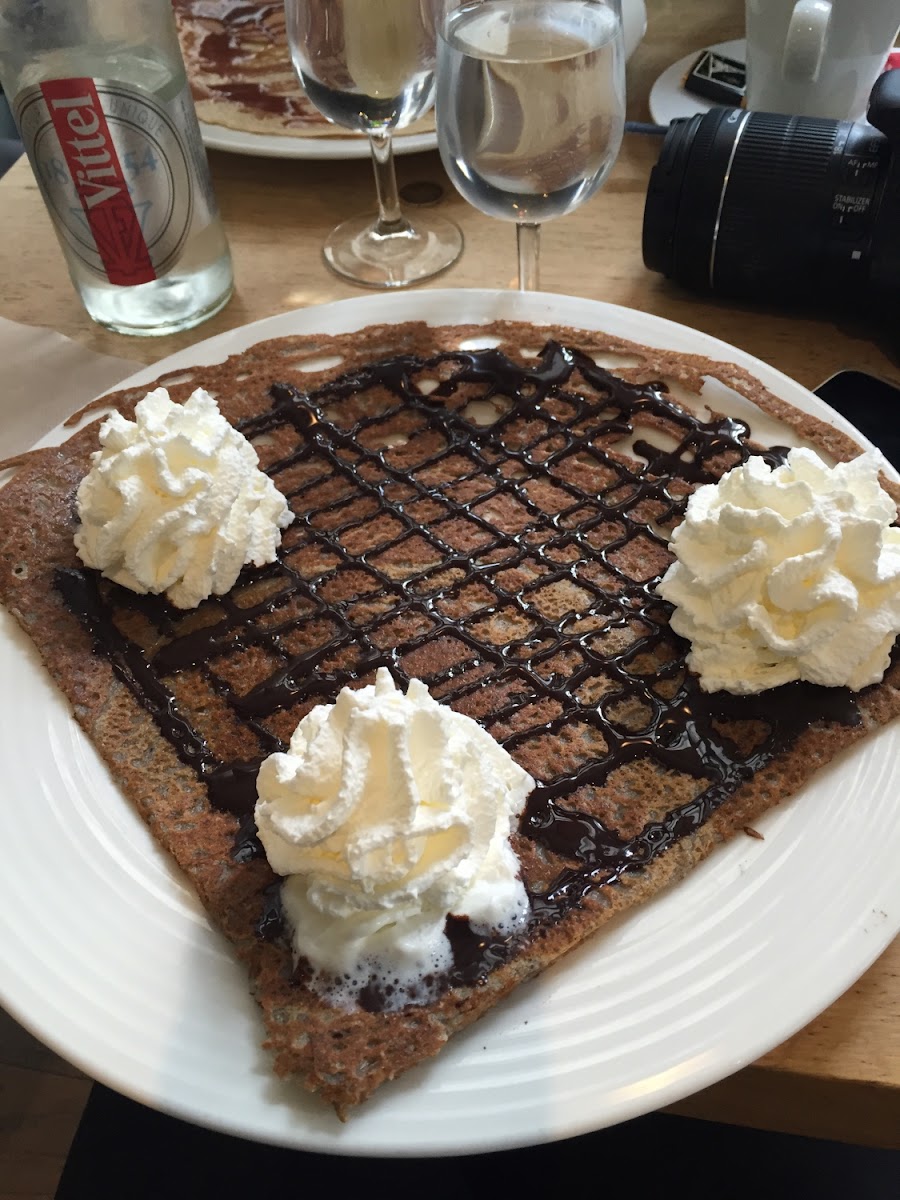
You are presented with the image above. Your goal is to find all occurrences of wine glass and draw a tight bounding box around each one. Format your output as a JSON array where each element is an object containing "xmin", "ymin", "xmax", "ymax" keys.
[
  {"xmin": 285, "ymin": 0, "xmax": 463, "ymax": 288},
  {"xmin": 435, "ymin": 0, "xmax": 625, "ymax": 290}
]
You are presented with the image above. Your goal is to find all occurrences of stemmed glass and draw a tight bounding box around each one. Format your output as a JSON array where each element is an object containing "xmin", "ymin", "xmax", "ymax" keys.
[
  {"xmin": 285, "ymin": 0, "xmax": 463, "ymax": 288},
  {"xmin": 435, "ymin": 0, "xmax": 625, "ymax": 290}
]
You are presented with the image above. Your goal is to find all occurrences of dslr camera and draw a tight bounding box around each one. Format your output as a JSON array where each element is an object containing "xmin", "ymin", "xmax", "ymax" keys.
[{"xmin": 642, "ymin": 70, "xmax": 900, "ymax": 309}]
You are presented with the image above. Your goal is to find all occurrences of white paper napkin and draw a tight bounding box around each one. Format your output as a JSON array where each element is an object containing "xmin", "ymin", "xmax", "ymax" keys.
[{"xmin": 0, "ymin": 316, "xmax": 137, "ymax": 459}]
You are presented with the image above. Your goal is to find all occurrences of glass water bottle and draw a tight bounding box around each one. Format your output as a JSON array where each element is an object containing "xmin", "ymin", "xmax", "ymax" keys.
[{"xmin": 0, "ymin": 0, "xmax": 234, "ymax": 336}]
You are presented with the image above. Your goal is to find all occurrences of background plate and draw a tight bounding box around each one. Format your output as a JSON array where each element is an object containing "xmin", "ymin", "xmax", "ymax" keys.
[
  {"xmin": 200, "ymin": 121, "xmax": 437, "ymax": 160},
  {"xmin": 2, "ymin": 289, "xmax": 899, "ymax": 1157}
]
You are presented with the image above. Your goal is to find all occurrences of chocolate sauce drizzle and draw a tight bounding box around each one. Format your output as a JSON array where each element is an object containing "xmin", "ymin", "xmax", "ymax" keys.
[{"xmin": 57, "ymin": 341, "xmax": 861, "ymax": 1003}]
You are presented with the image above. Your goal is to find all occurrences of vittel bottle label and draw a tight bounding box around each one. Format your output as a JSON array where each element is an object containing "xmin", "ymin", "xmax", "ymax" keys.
[{"xmin": 15, "ymin": 76, "xmax": 210, "ymax": 286}]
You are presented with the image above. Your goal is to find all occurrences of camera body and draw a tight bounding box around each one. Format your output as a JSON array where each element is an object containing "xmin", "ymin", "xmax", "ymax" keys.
[{"xmin": 642, "ymin": 70, "xmax": 900, "ymax": 309}]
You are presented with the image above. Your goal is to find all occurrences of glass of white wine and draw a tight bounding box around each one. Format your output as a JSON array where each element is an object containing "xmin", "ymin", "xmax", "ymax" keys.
[
  {"xmin": 285, "ymin": 0, "xmax": 463, "ymax": 288},
  {"xmin": 435, "ymin": 0, "xmax": 625, "ymax": 290}
]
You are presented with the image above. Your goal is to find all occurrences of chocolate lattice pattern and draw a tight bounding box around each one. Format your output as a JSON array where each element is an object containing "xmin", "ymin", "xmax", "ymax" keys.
[{"xmin": 60, "ymin": 341, "xmax": 860, "ymax": 947}]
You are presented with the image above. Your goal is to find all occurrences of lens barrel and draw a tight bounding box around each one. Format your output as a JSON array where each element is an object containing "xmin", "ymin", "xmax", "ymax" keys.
[{"xmin": 643, "ymin": 107, "xmax": 893, "ymax": 302}]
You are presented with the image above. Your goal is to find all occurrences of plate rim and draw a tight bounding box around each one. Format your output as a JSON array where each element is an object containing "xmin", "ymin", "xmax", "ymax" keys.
[
  {"xmin": 199, "ymin": 120, "xmax": 438, "ymax": 161},
  {"xmin": 3, "ymin": 288, "xmax": 899, "ymax": 1156}
]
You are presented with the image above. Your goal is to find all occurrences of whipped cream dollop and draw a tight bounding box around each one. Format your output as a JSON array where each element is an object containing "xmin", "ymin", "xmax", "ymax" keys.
[
  {"xmin": 255, "ymin": 669, "xmax": 533, "ymax": 1011},
  {"xmin": 657, "ymin": 448, "xmax": 900, "ymax": 694},
  {"xmin": 74, "ymin": 387, "xmax": 293, "ymax": 609}
]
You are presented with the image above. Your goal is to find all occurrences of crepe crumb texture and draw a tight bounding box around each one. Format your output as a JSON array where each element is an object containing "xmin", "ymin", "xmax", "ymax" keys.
[{"xmin": 1, "ymin": 319, "xmax": 898, "ymax": 1119}]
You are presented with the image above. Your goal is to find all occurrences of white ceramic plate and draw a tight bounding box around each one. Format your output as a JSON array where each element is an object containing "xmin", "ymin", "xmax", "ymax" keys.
[
  {"xmin": 2, "ymin": 289, "xmax": 899, "ymax": 1157},
  {"xmin": 200, "ymin": 121, "xmax": 437, "ymax": 160}
]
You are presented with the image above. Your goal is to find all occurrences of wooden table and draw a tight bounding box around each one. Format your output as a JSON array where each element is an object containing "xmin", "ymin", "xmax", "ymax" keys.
[{"xmin": 1, "ymin": 2, "xmax": 898, "ymax": 1194}]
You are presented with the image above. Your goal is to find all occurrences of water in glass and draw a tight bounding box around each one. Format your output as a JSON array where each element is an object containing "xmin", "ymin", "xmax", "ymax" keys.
[
  {"xmin": 436, "ymin": 0, "xmax": 624, "ymax": 288},
  {"xmin": 289, "ymin": 0, "xmax": 438, "ymax": 129}
]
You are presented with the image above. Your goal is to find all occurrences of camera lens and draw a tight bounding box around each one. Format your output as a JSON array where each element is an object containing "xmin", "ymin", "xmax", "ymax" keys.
[{"xmin": 642, "ymin": 107, "xmax": 893, "ymax": 302}]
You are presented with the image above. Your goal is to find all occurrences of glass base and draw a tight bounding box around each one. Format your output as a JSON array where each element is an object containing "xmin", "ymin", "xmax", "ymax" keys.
[
  {"xmin": 82, "ymin": 256, "xmax": 234, "ymax": 338},
  {"xmin": 323, "ymin": 213, "xmax": 463, "ymax": 289},
  {"xmin": 91, "ymin": 280, "xmax": 234, "ymax": 337}
]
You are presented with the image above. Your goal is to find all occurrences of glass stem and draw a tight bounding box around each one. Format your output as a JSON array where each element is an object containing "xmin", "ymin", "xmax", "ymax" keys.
[
  {"xmin": 368, "ymin": 128, "xmax": 412, "ymax": 237},
  {"xmin": 516, "ymin": 222, "xmax": 541, "ymax": 291}
]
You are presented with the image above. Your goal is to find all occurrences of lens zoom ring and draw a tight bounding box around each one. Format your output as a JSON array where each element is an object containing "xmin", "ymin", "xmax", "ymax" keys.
[
  {"xmin": 713, "ymin": 114, "xmax": 841, "ymax": 293},
  {"xmin": 730, "ymin": 114, "xmax": 838, "ymax": 189}
]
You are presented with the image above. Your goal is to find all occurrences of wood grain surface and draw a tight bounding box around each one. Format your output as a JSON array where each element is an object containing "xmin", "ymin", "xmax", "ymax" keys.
[{"xmin": 1, "ymin": 3, "xmax": 898, "ymax": 1194}]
